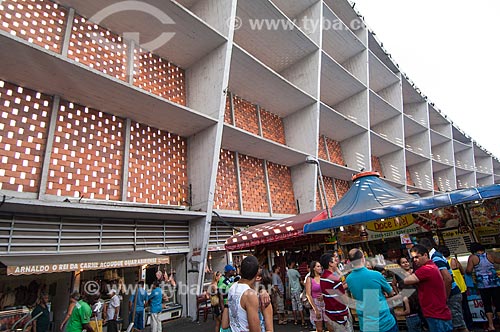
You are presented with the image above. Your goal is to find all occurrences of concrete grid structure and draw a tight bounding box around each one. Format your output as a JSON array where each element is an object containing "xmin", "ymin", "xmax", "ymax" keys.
[{"xmin": 1, "ymin": 0, "xmax": 499, "ymax": 318}]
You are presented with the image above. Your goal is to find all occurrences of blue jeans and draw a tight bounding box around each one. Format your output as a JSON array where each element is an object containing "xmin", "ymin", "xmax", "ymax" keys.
[
  {"xmin": 385, "ymin": 321, "xmax": 399, "ymax": 332},
  {"xmin": 425, "ymin": 317, "xmax": 452, "ymax": 332},
  {"xmin": 406, "ymin": 315, "xmax": 422, "ymax": 332}
]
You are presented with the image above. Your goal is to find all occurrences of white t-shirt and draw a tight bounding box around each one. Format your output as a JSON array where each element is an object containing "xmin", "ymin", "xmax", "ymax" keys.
[
  {"xmin": 107, "ymin": 294, "xmax": 120, "ymax": 320},
  {"xmin": 228, "ymin": 283, "xmax": 252, "ymax": 332}
]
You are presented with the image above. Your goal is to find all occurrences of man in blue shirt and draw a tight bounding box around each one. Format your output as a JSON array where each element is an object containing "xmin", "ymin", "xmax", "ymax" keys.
[
  {"xmin": 346, "ymin": 249, "xmax": 397, "ymax": 332},
  {"xmin": 129, "ymin": 280, "xmax": 147, "ymax": 331},
  {"xmin": 148, "ymin": 281, "xmax": 163, "ymax": 332}
]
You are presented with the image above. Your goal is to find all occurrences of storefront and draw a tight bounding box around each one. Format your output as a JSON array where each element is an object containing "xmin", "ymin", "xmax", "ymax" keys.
[{"xmin": 0, "ymin": 251, "xmax": 184, "ymax": 332}]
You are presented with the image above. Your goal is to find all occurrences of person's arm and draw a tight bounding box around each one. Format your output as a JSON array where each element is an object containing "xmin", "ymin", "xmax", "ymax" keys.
[
  {"xmin": 82, "ymin": 323, "xmax": 94, "ymax": 332},
  {"xmin": 111, "ymin": 296, "xmax": 120, "ymax": 320},
  {"xmin": 220, "ymin": 307, "xmax": 230, "ymax": 329},
  {"xmin": 258, "ymin": 289, "xmax": 271, "ymax": 308},
  {"xmin": 241, "ymin": 291, "xmax": 260, "ymax": 332},
  {"xmin": 31, "ymin": 306, "xmax": 40, "ymax": 332},
  {"xmin": 439, "ymin": 269, "xmax": 452, "ymax": 298},
  {"xmin": 305, "ymin": 277, "xmax": 318, "ymax": 318},
  {"xmin": 488, "ymin": 252, "xmax": 500, "ymax": 264},
  {"xmin": 394, "ymin": 296, "xmax": 410, "ymax": 316},
  {"xmin": 466, "ymin": 255, "xmax": 477, "ymax": 274},
  {"xmin": 452, "ymin": 258, "xmax": 465, "ymax": 275},
  {"xmin": 263, "ymin": 303, "xmax": 273, "ymax": 332},
  {"xmin": 402, "ymin": 273, "xmax": 420, "ymax": 285},
  {"xmin": 60, "ymin": 302, "xmax": 76, "ymax": 330}
]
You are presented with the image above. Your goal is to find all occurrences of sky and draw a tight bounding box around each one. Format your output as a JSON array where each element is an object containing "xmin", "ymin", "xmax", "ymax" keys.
[{"xmin": 352, "ymin": 0, "xmax": 500, "ymax": 161}]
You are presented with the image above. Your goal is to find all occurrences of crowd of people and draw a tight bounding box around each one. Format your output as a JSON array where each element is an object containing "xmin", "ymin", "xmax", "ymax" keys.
[{"xmin": 211, "ymin": 239, "xmax": 499, "ymax": 332}]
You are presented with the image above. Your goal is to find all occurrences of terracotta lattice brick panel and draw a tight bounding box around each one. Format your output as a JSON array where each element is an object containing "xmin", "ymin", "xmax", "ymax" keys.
[
  {"xmin": 260, "ymin": 108, "xmax": 286, "ymax": 145},
  {"xmin": 47, "ymin": 100, "xmax": 125, "ymax": 199},
  {"xmin": 335, "ymin": 179, "xmax": 350, "ymax": 199},
  {"xmin": 239, "ymin": 154, "xmax": 269, "ymax": 213},
  {"xmin": 315, "ymin": 176, "xmax": 337, "ymax": 210},
  {"xmin": 318, "ymin": 135, "xmax": 328, "ymax": 161},
  {"xmin": 0, "ymin": 81, "xmax": 52, "ymax": 192},
  {"xmin": 68, "ymin": 14, "xmax": 127, "ymax": 81},
  {"xmin": 371, "ymin": 156, "xmax": 384, "ymax": 177},
  {"xmin": 326, "ymin": 137, "xmax": 344, "ymax": 165},
  {"xmin": 214, "ymin": 149, "xmax": 239, "ymax": 210},
  {"xmin": 406, "ymin": 168, "xmax": 413, "ymax": 186},
  {"xmin": 0, "ymin": 0, "xmax": 67, "ymax": 53},
  {"xmin": 224, "ymin": 93, "xmax": 232, "ymax": 124},
  {"xmin": 133, "ymin": 47, "xmax": 186, "ymax": 106},
  {"xmin": 128, "ymin": 122, "xmax": 188, "ymax": 205},
  {"xmin": 267, "ymin": 162, "xmax": 297, "ymax": 214},
  {"xmin": 233, "ymin": 95, "xmax": 259, "ymax": 135},
  {"xmin": 434, "ymin": 179, "xmax": 440, "ymax": 191}
]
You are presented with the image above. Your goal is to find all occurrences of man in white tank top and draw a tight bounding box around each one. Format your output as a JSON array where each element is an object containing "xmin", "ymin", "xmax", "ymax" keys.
[{"xmin": 228, "ymin": 256, "xmax": 261, "ymax": 332}]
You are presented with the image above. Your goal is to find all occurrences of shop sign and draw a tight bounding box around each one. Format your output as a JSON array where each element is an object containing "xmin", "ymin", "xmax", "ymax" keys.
[
  {"xmin": 475, "ymin": 226, "xmax": 500, "ymax": 236},
  {"xmin": 365, "ymin": 215, "xmax": 415, "ymax": 232},
  {"xmin": 442, "ymin": 230, "xmax": 471, "ymax": 255},
  {"xmin": 7, "ymin": 256, "xmax": 170, "ymax": 275},
  {"xmin": 366, "ymin": 223, "xmax": 422, "ymax": 241}
]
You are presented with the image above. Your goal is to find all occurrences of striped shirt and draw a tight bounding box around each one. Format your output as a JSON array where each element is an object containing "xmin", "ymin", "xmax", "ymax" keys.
[
  {"xmin": 429, "ymin": 249, "xmax": 460, "ymax": 296},
  {"xmin": 320, "ymin": 270, "xmax": 349, "ymax": 324}
]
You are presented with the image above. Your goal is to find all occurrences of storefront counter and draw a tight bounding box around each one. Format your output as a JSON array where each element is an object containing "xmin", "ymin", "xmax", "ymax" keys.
[{"xmin": 145, "ymin": 303, "xmax": 182, "ymax": 325}]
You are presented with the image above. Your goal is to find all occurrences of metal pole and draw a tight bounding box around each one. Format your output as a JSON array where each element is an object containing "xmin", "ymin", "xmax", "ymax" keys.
[{"xmin": 316, "ymin": 162, "xmax": 331, "ymax": 218}]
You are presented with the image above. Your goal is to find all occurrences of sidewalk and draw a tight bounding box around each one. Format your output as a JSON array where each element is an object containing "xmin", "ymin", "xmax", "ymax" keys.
[{"xmin": 159, "ymin": 317, "xmax": 313, "ymax": 332}]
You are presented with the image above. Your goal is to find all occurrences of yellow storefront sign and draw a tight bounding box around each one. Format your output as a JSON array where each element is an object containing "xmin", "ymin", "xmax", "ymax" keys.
[{"xmin": 366, "ymin": 214, "xmax": 414, "ymax": 232}]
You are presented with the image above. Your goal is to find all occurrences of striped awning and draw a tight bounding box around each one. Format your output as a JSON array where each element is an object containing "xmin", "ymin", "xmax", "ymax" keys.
[{"xmin": 225, "ymin": 210, "xmax": 328, "ymax": 250}]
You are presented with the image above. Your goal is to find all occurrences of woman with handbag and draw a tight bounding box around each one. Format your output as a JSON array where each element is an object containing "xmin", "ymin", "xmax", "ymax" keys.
[
  {"xmin": 208, "ymin": 271, "xmax": 222, "ymax": 332},
  {"xmin": 305, "ymin": 261, "xmax": 325, "ymax": 332}
]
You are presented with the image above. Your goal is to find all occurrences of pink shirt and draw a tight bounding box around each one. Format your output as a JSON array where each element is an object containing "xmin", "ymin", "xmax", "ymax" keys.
[{"xmin": 311, "ymin": 277, "xmax": 322, "ymax": 299}]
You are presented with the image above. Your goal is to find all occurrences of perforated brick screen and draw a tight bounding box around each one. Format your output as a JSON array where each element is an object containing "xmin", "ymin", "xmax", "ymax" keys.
[
  {"xmin": 133, "ymin": 47, "xmax": 186, "ymax": 106},
  {"xmin": 371, "ymin": 156, "xmax": 384, "ymax": 177},
  {"xmin": 239, "ymin": 154, "xmax": 268, "ymax": 213},
  {"xmin": 267, "ymin": 162, "xmax": 296, "ymax": 214},
  {"xmin": 0, "ymin": 81, "xmax": 52, "ymax": 192},
  {"xmin": 335, "ymin": 179, "xmax": 349, "ymax": 199},
  {"xmin": 406, "ymin": 168, "xmax": 413, "ymax": 186},
  {"xmin": 46, "ymin": 100, "xmax": 125, "ymax": 200},
  {"xmin": 326, "ymin": 137, "xmax": 344, "ymax": 165},
  {"xmin": 233, "ymin": 95, "xmax": 259, "ymax": 135},
  {"xmin": 224, "ymin": 93, "xmax": 232, "ymax": 124},
  {"xmin": 0, "ymin": 0, "xmax": 67, "ymax": 53},
  {"xmin": 128, "ymin": 122, "xmax": 188, "ymax": 205},
  {"xmin": 318, "ymin": 135, "xmax": 328, "ymax": 161},
  {"xmin": 68, "ymin": 14, "xmax": 127, "ymax": 81},
  {"xmin": 319, "ymin": 135, "xmax": 345, "ymax": 165},
  {"xmin": 214, "ymin": 149, "xmax": 239, "ymax": 210},
  {"xmin": 260, "ymin": 108, "xmax": 286, "ymax": 145},
  {"xmin": 316, "ymin": 176, "xmax": 337, "ymax": 210}
]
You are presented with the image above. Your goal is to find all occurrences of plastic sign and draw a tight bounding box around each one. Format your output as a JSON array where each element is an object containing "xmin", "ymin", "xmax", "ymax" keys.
[{"xmin": 366, "ymin": 215, "xmax": 414, "ymax": 232}]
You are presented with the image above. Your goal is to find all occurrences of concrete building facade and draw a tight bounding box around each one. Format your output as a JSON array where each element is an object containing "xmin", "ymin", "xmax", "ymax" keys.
[{"xmin": 0, "ymin": 0, "xmax": 499, "ymax": 319}]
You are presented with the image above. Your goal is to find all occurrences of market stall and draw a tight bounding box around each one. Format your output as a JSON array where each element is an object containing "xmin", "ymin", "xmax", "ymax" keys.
[
  {"xmin": 304, "ymin": 175, "xmax": 500, "ymax": 324},
  {"xmin": 0, "ymin": 250, "xmax": 177, "ymax": 332}
]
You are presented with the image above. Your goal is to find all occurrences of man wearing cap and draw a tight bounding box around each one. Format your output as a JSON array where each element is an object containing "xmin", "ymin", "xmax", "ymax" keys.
[
  {"xmin": 218, "ymin": 264, "xmax": 237, "ymax": 312},
  {"xmin": 104, "ymin": 289, "xmax": 120, "ymax": 332}
]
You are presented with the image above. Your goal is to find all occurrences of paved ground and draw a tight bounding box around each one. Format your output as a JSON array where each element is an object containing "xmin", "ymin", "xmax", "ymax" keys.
[
  {"xmin": 160, "ymin": 317, "xmax": 491, "ymax": 332},
  {"xmin": 162, "ymin": 317, "xmax": 314, "ymax": 332}
]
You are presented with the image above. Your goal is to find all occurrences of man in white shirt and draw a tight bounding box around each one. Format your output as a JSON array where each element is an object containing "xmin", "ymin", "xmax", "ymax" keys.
[
  {"xmin": 105, "ymin": 289, "xmax": 120, "ymax": 332},
  {"xmin": 227, "ymin": 255, "xmax": 261, "ymax": 332}
]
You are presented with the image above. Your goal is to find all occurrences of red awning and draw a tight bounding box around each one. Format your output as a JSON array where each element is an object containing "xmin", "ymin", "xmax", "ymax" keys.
[{"xmin": 225, "ymin": 210, "xmax": 328, "ymax": 250}]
